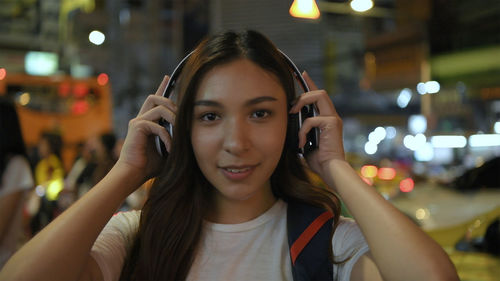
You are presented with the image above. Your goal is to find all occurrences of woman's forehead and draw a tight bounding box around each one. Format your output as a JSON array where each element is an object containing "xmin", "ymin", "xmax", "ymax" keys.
[{"xmin": 194, "ymin": 59, "xmax": 287, "ymax": 103}]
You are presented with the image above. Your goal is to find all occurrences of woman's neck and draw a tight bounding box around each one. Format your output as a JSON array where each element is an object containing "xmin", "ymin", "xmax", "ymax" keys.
[{"xmin": 206, "ymin": 188, "xmax": 277, "ymax": 224}]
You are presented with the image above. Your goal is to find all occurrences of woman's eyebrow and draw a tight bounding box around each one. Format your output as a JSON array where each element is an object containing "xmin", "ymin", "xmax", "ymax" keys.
[
  {"xmin": 193, "ymin": 96, "xmax": 278, "ymax": 107},
  {"xmin": 193, "ymin": 100, "xmax": 222, "ymax": 107},
  {"xmin": 194, "ymin": 96, "xmax": 278, "ymax": 107},
  {"xmin": 245, "ymin": 96, "xmax": 278, "ymax": 106}
]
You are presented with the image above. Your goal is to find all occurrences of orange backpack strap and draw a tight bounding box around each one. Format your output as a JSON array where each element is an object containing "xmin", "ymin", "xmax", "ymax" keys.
[{"xmin": 287, "ymin": 201, "xmax": 334, "ymax": 281}]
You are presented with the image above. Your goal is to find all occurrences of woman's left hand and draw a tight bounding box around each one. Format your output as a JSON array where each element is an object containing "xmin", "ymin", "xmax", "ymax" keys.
[{"xmin": 289, "ymin": 72, "xmax": 345, "ymax": 177}]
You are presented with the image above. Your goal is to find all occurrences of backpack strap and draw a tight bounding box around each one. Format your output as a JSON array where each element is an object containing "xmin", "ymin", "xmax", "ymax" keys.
[{"xmin": 287, "ymin": 201, "xmax": 334, "ymax": 281}]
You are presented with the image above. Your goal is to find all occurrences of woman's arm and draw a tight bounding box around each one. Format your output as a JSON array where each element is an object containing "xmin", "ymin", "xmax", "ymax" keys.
[
  {"xmin": 0, "ymin": 76, "xmax": 175, "ymax": 281},
  {"xmin": 292, "ymin": 72, "xmax": 458, "ymax": 281},
  {"xmin": 323, "ymin": 160, "xmax": 458, "ymax": 281}
]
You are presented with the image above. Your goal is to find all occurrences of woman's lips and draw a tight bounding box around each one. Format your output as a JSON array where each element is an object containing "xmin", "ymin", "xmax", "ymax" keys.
[{"xmin": 219, "ymin": 165, "xmax": 257, "ymax": 181}]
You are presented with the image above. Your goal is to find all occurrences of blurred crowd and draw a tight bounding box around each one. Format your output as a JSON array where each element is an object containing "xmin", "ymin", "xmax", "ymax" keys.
[{"xmin": 0, "ymin": 97, "xmax": 147, "ymax": 269}]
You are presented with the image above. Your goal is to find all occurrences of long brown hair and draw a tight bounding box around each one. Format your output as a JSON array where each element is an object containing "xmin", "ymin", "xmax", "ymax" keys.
[{"xmin": 120, "ymin": 30, "xmax": 342, "ymax": 280}]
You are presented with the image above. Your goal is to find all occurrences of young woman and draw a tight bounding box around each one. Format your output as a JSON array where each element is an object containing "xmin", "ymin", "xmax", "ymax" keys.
[
  {"xmin": 0, "ymin": 98, "xmax": 34, "ymax": 269},
  {"xmin": 0, "ymin": 30, "xmax": 458, "ymax": 281},
  {"xmin": 30, "ymin": 131, "xmax": 65, "ymax": 234}
]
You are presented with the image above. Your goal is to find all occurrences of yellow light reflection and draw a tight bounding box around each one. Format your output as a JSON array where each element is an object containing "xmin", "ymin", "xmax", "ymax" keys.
[
  {"xmin": 19, "ymin": 92, "xmax": 31, "ymax": 105},
  {"xmin": 415, "ymin": 208, "xmax": 429, "ymax": 220},
  {"xmin": 289, "ymin": 0, "xmax": 320, "ymax": 19},
  {"xmin": 473, "ymin": 219, "xmax": 481, "ymax": 228},
  {"xmin": 46, "ymin": 179, "xmax": 64, "ymax": 201}
]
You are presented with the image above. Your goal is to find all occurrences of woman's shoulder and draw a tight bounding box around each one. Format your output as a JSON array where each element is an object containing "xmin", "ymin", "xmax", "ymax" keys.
[
  {"xmin": 332, "ymin": 216, "xmax": 369, "ymax": 257},
  {"xmin": 1, "ymin": 155, "xmax": 33, "ymax": 196},
  {"xmin": 113, "ymin": 209, "xmax": 141, "ymax": 219},
  {"xmin": 108, "ymin": 210, "xmax": 141, "ymax": 231},
  {"xmin": 334, "ymin": 216, "xmax": 364, "ymax": 240},
  {"xmin": 6, "ymin": 155, "xmax": 31, "ymax": 170},
  {"xmin": 94, "ymin": 210, "xmax": 141, "ymax": 251},
  {"xmin": 91, "ymin": 210, "xmax": 141, "ymax": 281}
]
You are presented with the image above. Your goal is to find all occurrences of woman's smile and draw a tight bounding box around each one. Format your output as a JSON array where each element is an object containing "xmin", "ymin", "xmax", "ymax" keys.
[{"xmin": 219, "ymin": 164, "xmax": 259, "ymax": 181}]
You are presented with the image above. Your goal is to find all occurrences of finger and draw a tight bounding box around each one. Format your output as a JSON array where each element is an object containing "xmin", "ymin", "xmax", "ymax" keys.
[
  {"xmin": 151, "ymin": 122, "xmax": 173, "ymax": 153},
  {"xmin": 155, "ymin": 75, "xmax": 170, "ymax": 96},
  {"xmin": 137, "ymin": 75, "xmax": 173, "ymax": 115},
  {"xmin": 300, "ymin": 71, "xmax": 340, "ymax": 117},
  {"xmin": 138, "ymin": 94, "xmax": 177, "ymax": 116},
  {"xmin": 131, "ymin": 119, "xmax": 173, "ymax": 152},
  {"xmin": 290, "ymin": 90, "xmax": 338, "ymax": 117},
  {"xmin": 297, "ymin": 116, "xmax": 341, "ymax": 148},
  {"xmin": 145, "ymin": 121, "xmax": 172, "ymax": 153},
  {"xmin": 303, "ymin": 71, "xmax": 319, "ymax": 91},
  {"xmin": 139, "ymin": 105, "xmax": 176, "ymax": 125}
]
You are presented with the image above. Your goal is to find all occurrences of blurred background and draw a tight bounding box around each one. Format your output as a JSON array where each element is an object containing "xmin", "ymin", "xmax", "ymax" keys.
[{"xmin": 0, "ymin": 0, "xmax": 499, "ymax": 279}]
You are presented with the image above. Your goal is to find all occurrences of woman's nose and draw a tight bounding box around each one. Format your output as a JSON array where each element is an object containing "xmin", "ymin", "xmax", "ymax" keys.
[{"xmin": 222, "ymin": 118, "xmax": 250, "ymax": 155}]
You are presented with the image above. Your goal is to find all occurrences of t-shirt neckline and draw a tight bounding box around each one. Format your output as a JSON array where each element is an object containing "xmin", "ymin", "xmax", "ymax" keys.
[{"xmin": 205, "ymin": 199, "xmax": 285, "ymax": 233}]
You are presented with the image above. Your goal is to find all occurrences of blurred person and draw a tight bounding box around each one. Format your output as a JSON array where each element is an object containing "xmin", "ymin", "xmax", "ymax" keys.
[
  {"xmin": 60, "ymin": 141, "xmax": 94, "ymax": 210},
  {"xmin": 79, "ymin": 132, "xmax": 117, "ymax": 198},
  {"xmin": 91, "ymin": 132, "xmax": 117, "ymax": 186},
  {"xmin": 29, "ymin": 131, "xmax": 65, "ymax": 234},
  {"xmin": 1, "ymin": 30, "xmax": 459, "ymax": 281},
  {"xmin": 62, "ymin": 141, "xmax": 87, "ymax": 193},
  {"xmin": 64, "ymin": 133, "xmax": 117, "ymax": 203},
  {"xmin": 0, "ymin": 98, "xmax": 34, "ymax": 269},
  {"xmin": 34, "ymin": 131, "xmax": 65, "ymax": 199}
]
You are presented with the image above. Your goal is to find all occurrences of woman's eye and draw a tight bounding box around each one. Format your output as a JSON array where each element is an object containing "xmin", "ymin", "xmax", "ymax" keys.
[
  {"xmin": 200, "ymin": 112, "xmax": 220, "ymax": 121},
  {"xmin": 251, "ymin": 110, "xmax": 271, "ymax": 119}
]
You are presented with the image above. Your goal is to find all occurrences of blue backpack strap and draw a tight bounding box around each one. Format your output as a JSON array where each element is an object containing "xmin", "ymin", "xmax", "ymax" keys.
[{"xmin": 287, "ymin": 201, "xmax": 334, "ymax": 281}]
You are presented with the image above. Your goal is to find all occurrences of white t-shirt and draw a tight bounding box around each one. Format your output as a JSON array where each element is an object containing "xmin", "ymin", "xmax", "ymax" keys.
[
  {"xmin": 91, "ymin": 200, "xmax": 369, "ymax": 281},
  {"xmin": 0, "ymin": 155, "xmax": 34, "ymax": 268}
]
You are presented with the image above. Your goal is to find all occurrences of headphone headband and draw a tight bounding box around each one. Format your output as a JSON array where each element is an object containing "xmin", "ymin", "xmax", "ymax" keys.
[{"xmin": 161, "ymin": 49, "xmax": 310, "ymax": 98}]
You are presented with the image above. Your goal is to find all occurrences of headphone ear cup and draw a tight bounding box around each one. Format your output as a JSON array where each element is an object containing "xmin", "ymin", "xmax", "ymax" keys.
[
  {"xmin": 287, "ymin": 113, "xmax": 300, "ymax": 152},
  {"xmin": 155, "ymin": 119, "xmax": 173, "ymax": 157}
]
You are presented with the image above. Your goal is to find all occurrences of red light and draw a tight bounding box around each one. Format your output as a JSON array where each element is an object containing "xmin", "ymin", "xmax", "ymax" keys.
[
  {"xmin": 0, "ymin": 68, "xmax": 6, "ymax": 80},
  {"xmin": 97, "ymin": 73, "xmax": 109, "ymax": 86},
  {"xmin": 399, "ymin": 178, "xmax": 414, "ymax": 192},
  {"xmin": 58, "ymin": 82, "xmax": 71, "ymax": 97},
  {"xmin": 361, "ymin": 165, "xmax": 378, "ymax": 178},
  {"xmin": 73, "ymin": 83, "xmax": 89, "ymax": 98},
  {"xmin": 378, "ymin": 167, "xmax": 396, "ymax": 180},
  {"xmin": 71, "ymin": 100, "xmax": 89, "ymax": 115}
]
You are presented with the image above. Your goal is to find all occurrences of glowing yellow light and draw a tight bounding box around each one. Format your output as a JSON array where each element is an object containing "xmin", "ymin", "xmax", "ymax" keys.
[
  {"xmin": 46, "ymin": 179, "xmax": 64, "ymax": 201},
  {"xmin": 361, "ymin": 165, "xmax": 378, "ymax": 178},
  {"xmin": 19, "ymin": 92, "xmax": 31, "ymax": 105},
  {"xmin": 473, "ymin": 219, "xmax": 481, "ymax": 228},
  {"xmin": 289, "ymin": 0, "xmax": 320, "ymax": 19},
  {"xmin": 415, "ymin": 208, "xmax": 429, "ymax": 220}
]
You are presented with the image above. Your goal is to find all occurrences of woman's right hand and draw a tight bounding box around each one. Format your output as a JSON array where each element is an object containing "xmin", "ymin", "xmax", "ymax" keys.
[{"xmin": 116, "ymin": 75, "xmax": 177, "ymax": 181}]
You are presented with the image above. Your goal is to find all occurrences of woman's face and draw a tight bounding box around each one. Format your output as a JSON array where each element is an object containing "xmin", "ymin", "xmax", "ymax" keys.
[{"xmin": 191, "ymin": 58, "xmax": 288, "ymax": 209}]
